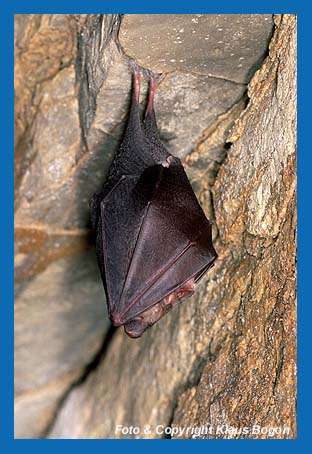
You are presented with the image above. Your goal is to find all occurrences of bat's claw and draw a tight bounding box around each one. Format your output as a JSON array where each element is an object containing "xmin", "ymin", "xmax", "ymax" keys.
[
  {"xmin": 144, "ymin": 68, "xmax": 155, "ymax": 80},
  {"xmin": 129, "ymin": 59, "xmax": 139, "ymax": 74}
]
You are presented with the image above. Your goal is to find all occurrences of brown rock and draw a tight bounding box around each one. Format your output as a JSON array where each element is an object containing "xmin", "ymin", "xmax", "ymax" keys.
[
  {"xmin": 48, "ymin": 14, "xmax": 296, "ymax": 439},
  {"xmin": 172, "ymin": 14, "xmax": 297, "ymax": 439},
  {"xmin": 15, "ymin": 13, "xmax": 296, "ymax": 440},
  {"xmin": 14, "ymin": 14, "xmax": 117, "ymax": 438},
  {"xmin": 15, "ymin": 370, "xmax": 81, "ymax": 439}
]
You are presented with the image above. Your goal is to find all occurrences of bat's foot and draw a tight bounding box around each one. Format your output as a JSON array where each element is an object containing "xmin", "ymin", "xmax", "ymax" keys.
[
  {"xmin": 128, "ymin": 59, "xmax": 141, "ymax": 103},
  {"xmin": 145, "ymin": 70, "xmax": 156, "ymax": 115},
  {"xmin": 128, "ymin": 58, "xmax": 139, "ymax": 73},
  {"xmin": 129, "ymin": 59, "xmax": 140, "ymax": 103},
  {"xmin": 143, "ymin": 68, "xmax": 155, "ymax": 79},
  {"xmin": 134, "ymin": 71, "xmax": 140, "ymax": 104}
]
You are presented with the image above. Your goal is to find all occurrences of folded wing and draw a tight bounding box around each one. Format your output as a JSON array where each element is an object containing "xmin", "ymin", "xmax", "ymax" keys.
[{"xmin": 101, "ymin": 159, "xmax": 217, "ymax": 325}]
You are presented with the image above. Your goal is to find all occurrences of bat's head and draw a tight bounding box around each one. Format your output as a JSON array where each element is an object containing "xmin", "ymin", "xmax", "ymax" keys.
[{"xmin": 121, "ymin": 278, "xmax": 196, "ymax": 338}]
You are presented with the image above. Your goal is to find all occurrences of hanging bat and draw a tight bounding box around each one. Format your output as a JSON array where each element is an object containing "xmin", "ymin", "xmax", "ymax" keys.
[{"xmin": 90, "ymin": 64, "xmax": 217, "ymax": 338}]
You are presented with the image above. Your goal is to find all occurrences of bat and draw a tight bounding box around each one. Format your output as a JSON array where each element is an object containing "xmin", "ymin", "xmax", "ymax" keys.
[{"xmin": 90, "ymin": 63, "xmax": 217, "ymax": 338}]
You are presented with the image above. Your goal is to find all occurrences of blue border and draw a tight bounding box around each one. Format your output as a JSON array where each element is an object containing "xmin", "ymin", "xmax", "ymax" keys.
[
  {"xmin": 3, "ymin": 0, "xmax": 305, "ymax": 451},
  {"xmin": 0, "ymin": 1, "xmax": 300, "ymax": 14}
]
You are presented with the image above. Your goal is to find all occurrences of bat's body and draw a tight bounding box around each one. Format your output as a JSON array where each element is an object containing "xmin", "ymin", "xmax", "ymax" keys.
[{"xmin": 90, "ymin": 65, "xmax": 217, "ymax": 338}]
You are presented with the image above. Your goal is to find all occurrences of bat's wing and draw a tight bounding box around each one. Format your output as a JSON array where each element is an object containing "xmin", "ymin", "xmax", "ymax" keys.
[
  {"xmin": 101, "ymin": 159, "xmax": 217, "ymax": 326},
  {"xmin": 99, "ymin": 166, "xmax": 162, "ymax": 322}
]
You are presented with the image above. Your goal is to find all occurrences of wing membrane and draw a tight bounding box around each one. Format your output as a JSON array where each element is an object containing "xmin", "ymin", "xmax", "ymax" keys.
[{"xmin": 103, "ymin": 161, "xmax": 216, "ymax": 323}]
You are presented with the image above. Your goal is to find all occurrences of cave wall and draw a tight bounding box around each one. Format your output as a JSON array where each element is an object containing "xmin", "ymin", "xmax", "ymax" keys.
[{"xmin": 14, "ymin": 14, "xmax": 296, "ymax": 439}]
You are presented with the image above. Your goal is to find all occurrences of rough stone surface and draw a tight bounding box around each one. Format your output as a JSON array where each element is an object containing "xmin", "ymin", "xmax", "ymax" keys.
[
  {"xmin": 48, "ymin": 15, "xmax": 295, "ymax": 440},
  {"xmin": 119, "ymin": 14, "xmax": 273, "ymax": 83},
  {"xmin": 173, "ymin": 14, "xmax": 297, "ymax": 438},
  {"xmin": 14, "ymin": 370, "xmax": 81, "ymax": 439},
  {"xmin": 14, "ymin": 15, "xmax": 77, "ymax": 195},
  {"xmin": 15, "ymin": 250, "xmax": 108, "ymax": 395},
  {"xmin": 15, "ymin": 13, "xmax": 296, "ymax": 440},
  {"xmin": 14, "ymin": 14, "xmax": 117, "ymax": 438},
  {"xmin": 93, "ymin": 54, "xmax": 246, "ymax": 159}
]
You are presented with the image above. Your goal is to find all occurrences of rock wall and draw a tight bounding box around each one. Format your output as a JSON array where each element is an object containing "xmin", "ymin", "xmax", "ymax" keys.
[{"xmin": 14, "ymin": 14, "xmax": 296, "ymax": 439}]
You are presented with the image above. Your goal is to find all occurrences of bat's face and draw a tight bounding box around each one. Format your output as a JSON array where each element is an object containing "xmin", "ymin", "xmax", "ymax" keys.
[{"xmin": 123, "ymin": 278, "xmax": 196, "ymax": 338}]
